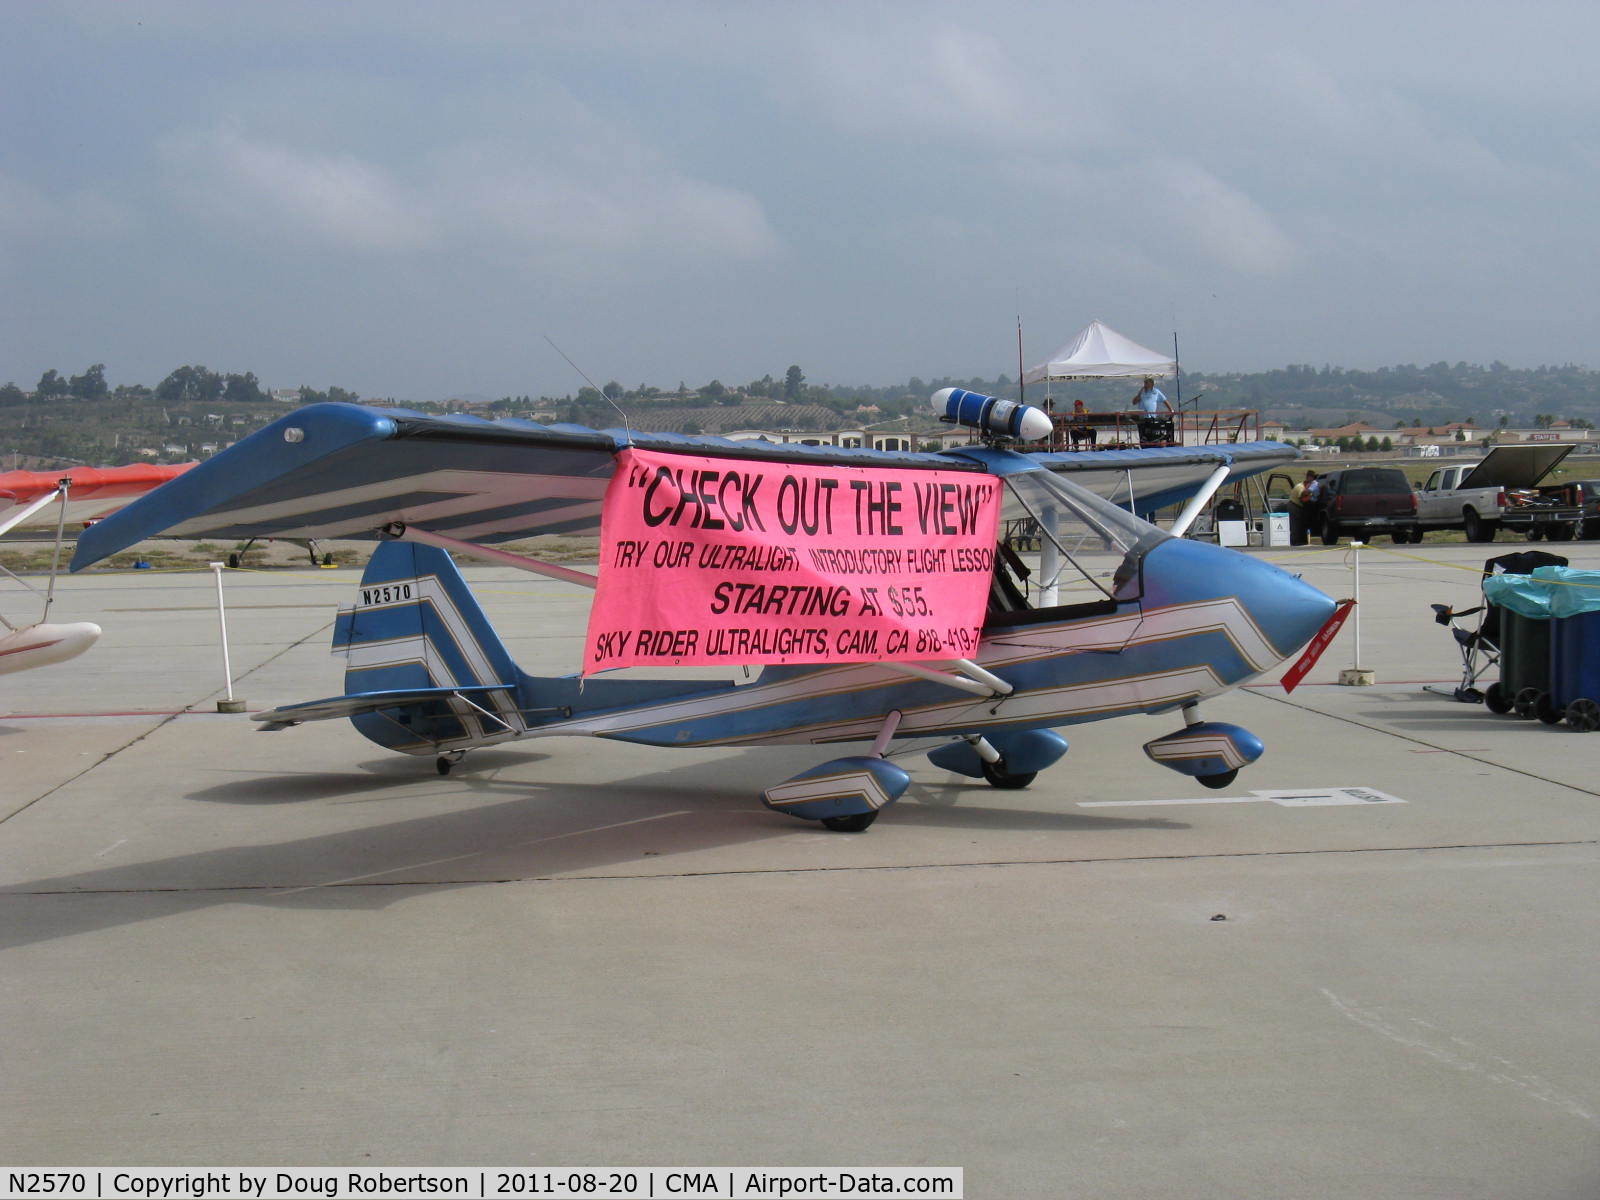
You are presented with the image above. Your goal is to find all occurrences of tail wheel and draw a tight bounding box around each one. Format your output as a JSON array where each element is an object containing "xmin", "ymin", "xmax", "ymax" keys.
[
  {"xmin": 1566, "ymin": 698, "xmax": 1600, "ymax": 732},
  {"xmin": 981, "ymin": 758, "xmax": 1037, "ymax": 789}
]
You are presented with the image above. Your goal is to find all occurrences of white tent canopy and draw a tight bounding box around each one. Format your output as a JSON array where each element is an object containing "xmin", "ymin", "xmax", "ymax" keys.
[{"xmin": 1023, "ymin": 319, "xmax": 1177, "ymax": 384}]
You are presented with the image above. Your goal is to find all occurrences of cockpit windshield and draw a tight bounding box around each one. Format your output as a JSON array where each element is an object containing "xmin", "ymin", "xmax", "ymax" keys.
[{"xmin": 992, "ymin": 467, "xmax": 1168, "ymax": 614}]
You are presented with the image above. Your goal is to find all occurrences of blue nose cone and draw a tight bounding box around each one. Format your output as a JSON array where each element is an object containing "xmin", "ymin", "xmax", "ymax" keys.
[{"xmin": 1140, "ymin": 538, "xmax": 1337, "ymax": 665}]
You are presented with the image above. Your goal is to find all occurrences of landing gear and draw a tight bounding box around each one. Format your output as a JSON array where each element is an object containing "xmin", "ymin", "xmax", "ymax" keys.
[
  {"xmin": 821, "ymin": 811, "xmax": 879, "ymax": 833},
  {"xmin": 980, "ymin": 758, "xmax": 1037, "ymax": 789},
  {"xmin": 1197, "ymin": 769, "xmax": 1238, "ymax": 790},
  {"xmin": 436, "ymin": 750, "xmax": 466, "ymax": 775}
]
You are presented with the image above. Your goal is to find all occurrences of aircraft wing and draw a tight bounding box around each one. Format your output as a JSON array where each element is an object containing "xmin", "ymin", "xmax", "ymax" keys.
[
  {"xmin": 70, "ymin": 402, "xmax": 1298, "ymax": 570},
  {"xmin": 1030, "ymin": 443, "xmax": 1298, "ymax": 511},
  {"xmin": 0, "ymin": 463, "xmax": 195, "ymax": 531}
]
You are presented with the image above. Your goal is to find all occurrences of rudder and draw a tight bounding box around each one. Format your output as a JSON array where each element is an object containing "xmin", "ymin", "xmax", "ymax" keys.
[{"xmin": 334, "ymin": 541, "xmax": 525, "ymax": 752}]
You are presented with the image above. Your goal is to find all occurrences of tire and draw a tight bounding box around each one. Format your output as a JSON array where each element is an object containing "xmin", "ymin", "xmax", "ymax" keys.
[
  {"xmin": 1484, "ymin": 682, "xmax": 1512, "ymax": 714},
  {"xmin": 1535, "ymin": 692, "xmax": 1565, "ymax": 726},
  {"xmin": 1319, "ymin": 517, "xmax": 1339, "ymax": 546},
  {"xmin": 1514, "ymin": 687, "xmax": 1542, "ymax": 719},
  {"xmin": 1526, "ymin": 527, "xmax": 1543, "ymax": 541},
  {"xmin": 1583, "ymin": 519, "xmax": 1600, "ymax": 541},
  {"xmin": 1464, "ymin": 511, "xmax": 1497, "ymax": 543},
  {"xmin": 821, "ymin": 811, "xmax": 878, "ymax": 832},
  {"xmin": 1198, "ymin": 769, "xmax": 1238, "ymax": 790},
  {"xmin": 981, "ymin": 758, "xmax": 1038, "ymax": 789},
  {"xmin": 1567, "ymin": 698, "xmax": 1600, "ymax": 732},
  {"xmin": 1546, "ymin": 524, "xmax": 1575, "ymax": 542}
]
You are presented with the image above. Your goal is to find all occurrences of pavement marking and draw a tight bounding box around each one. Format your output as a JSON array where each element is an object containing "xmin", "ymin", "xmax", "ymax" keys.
[
  {"xmin": 8, "ymin": 840, "xmax": 1594, "ymax": 897},
  {"xmin": 1253, "ymin": 687, "xmax": 1600, "ymax": 800},
  {"xmin": 1080, "ymin": 786, "xmax": 1405, "ymax": 809},
  {"xmin": 1321, "ymin": 988, "xmax": 1598, "ymax": 1127},
  {"xmin": 93, "ymin": 838, "xmax": 127, "ymax": 858},
  {"xmin": 266, "ymin": 809, "xmax": 699, "ymax": 897}
]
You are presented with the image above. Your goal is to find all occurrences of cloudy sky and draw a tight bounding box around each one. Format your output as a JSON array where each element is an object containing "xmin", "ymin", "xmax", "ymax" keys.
[{"xmin": 4, "ymin": 1, "xmax": 1597, "ymax": 401}]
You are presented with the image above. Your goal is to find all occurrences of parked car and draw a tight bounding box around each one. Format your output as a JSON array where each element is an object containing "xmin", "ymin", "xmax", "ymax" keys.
[
  {"xmin": 1310, "ymin": 467, "xmax": 1420, "ymax": 544},
  {"xmin": 1414, "ymin": 444, "xmax": 1581, "ymax": 542},
  {"xmin": 1581, "ymin": 481, "xmax": 1600, "ymax": 540},
  {"xmin": 1529, "ymin": 479, "xmax": 1600, "ymax": 540}
]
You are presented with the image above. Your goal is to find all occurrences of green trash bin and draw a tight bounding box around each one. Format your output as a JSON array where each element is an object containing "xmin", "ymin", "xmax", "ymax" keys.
[
  {"xmin": 1482, "ymin": 572, "xmax": 1558, "ymax": 718},
  {"xmin": 1496, "ymin": 609, "xmax": 1554, "ymax": 718}
]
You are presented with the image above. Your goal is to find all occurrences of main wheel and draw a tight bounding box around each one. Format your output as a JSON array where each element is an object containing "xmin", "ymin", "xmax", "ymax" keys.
[
  {"xmin": 1197, "ymin": 769, "xmax": 1238, "ymax": 790},
  {"xmin": 1566, "ymin": 698, "xmax": 1600, "ymax": 732},
  {"xmin": 1319, "ymin": 518, "xmax": 1339, "ymax": 546},
  {"xmin": 821, "ymin": 811, "xmax": 878, "ymax": 832},
  {"xmin": 981, "ymin": 758, "xmax": 1037, "ymax": 789},
  {"xmin": 1484, "ymin": 682, "xmax": 1513, "ymax": 714}
]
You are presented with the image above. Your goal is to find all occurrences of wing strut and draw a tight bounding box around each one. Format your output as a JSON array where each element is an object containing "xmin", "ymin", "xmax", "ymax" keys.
[
  {"xmin": 1168, "ymin": 463, "xmax": 1234, "ymax": 539},
  {"xmin": 385, "ymin": 522, "xmax": 599, "ymax": 589},
  {"xmin": 0, "ymin": 484, "xmax": 67, "ymax": 539}
]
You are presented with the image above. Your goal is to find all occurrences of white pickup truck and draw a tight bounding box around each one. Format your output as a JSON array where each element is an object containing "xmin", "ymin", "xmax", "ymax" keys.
[{"xmin": 1414, "ymin": 443, "xmax": 1583, "ymax": 542}]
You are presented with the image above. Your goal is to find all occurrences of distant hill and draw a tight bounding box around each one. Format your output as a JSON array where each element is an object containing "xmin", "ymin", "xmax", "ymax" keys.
[{"xmin": 3, "ymin": 359, "xmax": 1597, "ymax": 467}]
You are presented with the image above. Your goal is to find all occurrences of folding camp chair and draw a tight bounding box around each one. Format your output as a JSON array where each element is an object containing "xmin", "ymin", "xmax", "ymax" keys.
[{"xmin": 1427, "ymin": 549, "xmax": 1568, "ymax": 704}]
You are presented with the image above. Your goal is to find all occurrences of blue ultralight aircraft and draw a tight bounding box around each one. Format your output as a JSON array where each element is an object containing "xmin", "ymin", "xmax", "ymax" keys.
[{"xmin": 70, "ymin": 391, "xmax": 1334, "ymax": 831}]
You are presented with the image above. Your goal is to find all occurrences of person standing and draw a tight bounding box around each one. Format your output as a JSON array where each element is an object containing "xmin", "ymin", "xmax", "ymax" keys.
[
  {"xmin": 1130, "ymin": 376, "xmax": 1169, "ymax": 414},
  {"xmin": 1288, "ymin": 469, "xmax": 1317, "ymax": 545}
]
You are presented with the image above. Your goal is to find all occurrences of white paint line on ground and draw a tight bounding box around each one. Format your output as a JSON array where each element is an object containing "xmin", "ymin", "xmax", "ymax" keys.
[
  {"xmin": 1321, "ymin": 987, "xmax": 1598, "ymax": 1127},
  {"xmin": 1080, "ymin": 786, "xmax": 1406, "ymax": 809}
]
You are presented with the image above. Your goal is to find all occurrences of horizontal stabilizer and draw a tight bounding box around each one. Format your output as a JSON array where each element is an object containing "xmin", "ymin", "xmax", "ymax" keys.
[{"xmin": 253, "ymin": 685, "xmax": 507, "ymax": 730}]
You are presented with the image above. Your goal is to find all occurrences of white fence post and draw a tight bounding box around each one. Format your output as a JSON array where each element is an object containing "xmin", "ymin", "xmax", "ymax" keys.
[
  {"xmin": 1338, "ymin": 541, "xmax": 1375, "ymax": 686},
  {"xmin": 211, "ymin": 561, "xmax": 247, "ymax": 712}
]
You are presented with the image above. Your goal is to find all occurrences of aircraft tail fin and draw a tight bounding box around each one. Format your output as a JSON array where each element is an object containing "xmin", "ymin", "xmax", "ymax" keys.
[{"xmin": 330, "ymin": 540, "xmax": 527, "ymax": 752}]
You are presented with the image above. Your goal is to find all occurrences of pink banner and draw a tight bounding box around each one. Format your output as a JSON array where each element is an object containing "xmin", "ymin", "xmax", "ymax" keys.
[{"xmin": 583, "ymin": 448, "xmax": 1002, "ymax": 672}]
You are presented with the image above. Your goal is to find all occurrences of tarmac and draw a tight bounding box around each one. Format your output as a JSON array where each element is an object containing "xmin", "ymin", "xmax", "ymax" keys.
[{"xmin": 2, "ymin": 540, "xmax": 1597, "ymax": 1198}]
